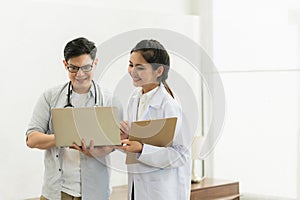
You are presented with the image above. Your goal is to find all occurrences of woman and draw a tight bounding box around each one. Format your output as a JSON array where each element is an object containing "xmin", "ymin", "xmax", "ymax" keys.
[{"xmin": 119, "ymin": 39, "xmax": 192, "ymax": 200}]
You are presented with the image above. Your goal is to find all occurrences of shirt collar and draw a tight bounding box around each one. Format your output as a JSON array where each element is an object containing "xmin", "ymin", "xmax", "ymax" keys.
[{"xmin": 66, "ymin": 82, "xmax": 96, "ymax": 99}]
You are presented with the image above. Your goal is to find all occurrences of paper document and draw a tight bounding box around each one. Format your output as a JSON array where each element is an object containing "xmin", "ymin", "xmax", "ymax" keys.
[{"xmin": 126, "ymin": 117, "xmax": 177, "ymax": 164}]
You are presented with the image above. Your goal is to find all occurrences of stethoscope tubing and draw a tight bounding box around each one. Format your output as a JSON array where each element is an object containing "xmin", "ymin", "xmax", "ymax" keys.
[{"xmin": 64, "ymin": 80, "xmax": 98, "ymax": 108}]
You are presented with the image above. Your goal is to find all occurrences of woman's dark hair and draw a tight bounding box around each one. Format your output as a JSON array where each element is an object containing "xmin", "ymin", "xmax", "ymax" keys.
[
  {"xmin": 64, "ymin": 37, "xmax": 97, "ymax": 62},
  {"xmin": 131, "ymin": 39, "xmax": 174, "ymax": 98}
]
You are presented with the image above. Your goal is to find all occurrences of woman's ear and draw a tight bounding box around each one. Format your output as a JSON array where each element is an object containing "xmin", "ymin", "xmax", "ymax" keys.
[{"xmin": 156, "ymin": 66, "xmax": 164, "ymax": 77}]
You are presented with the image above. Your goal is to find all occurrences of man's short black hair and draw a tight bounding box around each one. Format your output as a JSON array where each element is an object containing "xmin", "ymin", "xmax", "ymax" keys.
[{"xmin": 64, "ymin": 37, "xmax": 97, "ymax": 62}]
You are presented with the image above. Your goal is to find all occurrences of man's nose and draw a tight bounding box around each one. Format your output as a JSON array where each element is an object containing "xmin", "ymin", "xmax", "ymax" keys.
[{"xmin": 76, "ymin": 67, "xmax": 85, "ymax": 75}]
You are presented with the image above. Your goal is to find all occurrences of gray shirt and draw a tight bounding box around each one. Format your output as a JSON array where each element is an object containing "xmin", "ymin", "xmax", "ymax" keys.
[{"xmin": 26, "ymin": 82, "xmax": 123, "ymax": 200}]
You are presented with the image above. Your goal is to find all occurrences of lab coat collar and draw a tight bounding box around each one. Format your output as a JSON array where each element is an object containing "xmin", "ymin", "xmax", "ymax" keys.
[
  {"xmin": 132, "ymin": 84, "xmax": 168, "ymax": 108},
  {"xmin": 131, "ymin": 84, "xmax": 169, "ymax": 121},
  {"xmin": 147, "ymin": 84, "xmax": 167, "ymax": 108}
]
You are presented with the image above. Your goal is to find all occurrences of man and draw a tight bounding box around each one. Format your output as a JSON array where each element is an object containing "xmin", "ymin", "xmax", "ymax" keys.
[{"xmin": 26, "ymin": 37, "xmax": 122, "ymax": 200}]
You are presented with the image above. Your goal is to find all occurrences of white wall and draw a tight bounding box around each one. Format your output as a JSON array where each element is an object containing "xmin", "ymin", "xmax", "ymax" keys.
[
  {"xmin": 211, "ymin": 0, "xmax": 299, "ymax": 198},
  {"xmin": 0, "ymin": 0, "xmax": 201, "ymax": 199},
  {"xmin": 289, "ymin": 5, "xmax": 300, "ymax": 199}
]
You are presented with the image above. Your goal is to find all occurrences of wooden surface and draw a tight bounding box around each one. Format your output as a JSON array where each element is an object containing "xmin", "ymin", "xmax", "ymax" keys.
[
  {"xmin": 190, "ymin": 178, "xmax": 239, "ymax": 200},
  {"xmin": 109, "ymin": 178, "xmax": 239, "ymax": 200}
]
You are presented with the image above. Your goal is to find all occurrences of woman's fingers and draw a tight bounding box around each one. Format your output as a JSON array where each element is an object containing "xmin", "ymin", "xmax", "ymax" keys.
[
  {"xmin": 120, "ymin": 121, "xmax": 130, "ymax": 139},
  {"xmin": 117, "ymin": 139, "xmax": 129, "ymax": 151},
  {"xmin": 117, "ymin": 139, "xmax": 142, "ymax": 153},
  {"xmin": 121, "ymin": 139, "xmax": 130, "ymax": 145},
  {"xmin": 120, "ymin": 121, "xmax": 129, "ymax": 132}
]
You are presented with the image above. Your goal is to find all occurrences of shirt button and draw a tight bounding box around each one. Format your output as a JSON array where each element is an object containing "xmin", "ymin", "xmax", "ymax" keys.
[
  {"xmin": 59, "ymin": 169, "xmax": 61, "ymax": 172},
  {"xmin": 56, "ymin": 155, "xmax": 59, "ymax": 158}
]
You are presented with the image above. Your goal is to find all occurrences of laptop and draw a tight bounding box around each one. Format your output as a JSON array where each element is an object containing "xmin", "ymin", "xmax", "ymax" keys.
[
  {"xmin": 51, "ymin": 107, "xmax": 121, "ymax": 147},
  {"xmin": 126, "ymin": 117, "xmax": 177, "ymax": 164}
]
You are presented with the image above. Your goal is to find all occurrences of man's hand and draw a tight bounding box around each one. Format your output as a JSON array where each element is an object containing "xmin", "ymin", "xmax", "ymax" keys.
[{"xmin": 71, "ymin": 139, "xmax": 114, "ymax": 157}]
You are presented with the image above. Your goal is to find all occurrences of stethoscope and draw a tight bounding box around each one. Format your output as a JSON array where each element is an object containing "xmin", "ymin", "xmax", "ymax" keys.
[{"xmin": 64, "ymin": 80, "xmax": 98, "ymax": 108}]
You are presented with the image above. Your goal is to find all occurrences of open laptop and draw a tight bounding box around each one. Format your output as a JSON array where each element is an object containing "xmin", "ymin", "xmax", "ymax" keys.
[
  {"xmin": 51, "ymin": 107, "xmax": 121, "ymax": 147},
  {"xmin": 126, "ymin": 117, "xmax": 177, "ymax": 164}
]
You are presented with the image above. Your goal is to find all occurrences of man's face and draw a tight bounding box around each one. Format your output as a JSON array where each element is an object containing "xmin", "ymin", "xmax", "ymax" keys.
[{"xmin": 63, "ymin": 54, "xmax": 97, "ymax": 94}]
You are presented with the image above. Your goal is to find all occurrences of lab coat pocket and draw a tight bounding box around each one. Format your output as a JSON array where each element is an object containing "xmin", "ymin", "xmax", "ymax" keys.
[
  {"xmin": 144, "ymin": 169, "xmax": 179, "ymax": 200},
  {"xmin": 145, "ymin": 179, "xmax": 178, "ymax": 200},
  {"xmin": 147, "ymin": 105, "xmax": 163, "ymax": 119}
]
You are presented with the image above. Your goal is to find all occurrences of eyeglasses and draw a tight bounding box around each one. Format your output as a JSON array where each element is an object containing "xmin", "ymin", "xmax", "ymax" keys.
[{"xmin": 66, "ymin": 62, "xmax": 94, "ymax": 73}]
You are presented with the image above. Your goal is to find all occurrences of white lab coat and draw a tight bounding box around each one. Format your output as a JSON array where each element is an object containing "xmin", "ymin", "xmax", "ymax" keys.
[{"xmin": 126, "ymin": 84, "xmax": 192, "ymax": 200}]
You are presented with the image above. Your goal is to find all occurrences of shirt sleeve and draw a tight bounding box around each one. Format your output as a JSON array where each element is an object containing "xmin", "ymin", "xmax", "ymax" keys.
[{"xmin": 26, "ymin": 91, "xmax": 52, "ymax": 138}]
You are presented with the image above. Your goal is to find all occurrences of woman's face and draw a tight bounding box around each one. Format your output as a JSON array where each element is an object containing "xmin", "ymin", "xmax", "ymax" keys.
[{"xmin": 128, "ymin": 51, "xmax": 163, "ymax": 92}]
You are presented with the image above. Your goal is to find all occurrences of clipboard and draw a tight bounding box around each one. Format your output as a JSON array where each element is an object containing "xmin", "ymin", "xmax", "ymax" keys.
[
  {"xmin": 126, "ymin": 117, "xmax": 177, "ymax": 164},
  {"xmin": 51, "ymin": 107, "xmax": 120, "ymax": 147}
]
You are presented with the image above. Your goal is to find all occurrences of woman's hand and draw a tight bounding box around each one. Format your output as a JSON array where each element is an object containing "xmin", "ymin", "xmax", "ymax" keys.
[
  {"xmin": 120, "ymin": 121, "xmax": 130, "ymax": 140},
  {"xmin": 71, "ymin": 139, "xmax": 114, "ymax": 157},
  {"xmin": 118, "ymin": 139, "xmax": 143, "ymax": 153}
]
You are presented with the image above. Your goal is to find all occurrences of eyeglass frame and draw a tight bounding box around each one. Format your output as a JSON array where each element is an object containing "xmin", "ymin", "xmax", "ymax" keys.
[{"xmin": 66, "ymin": 60, "xmax": 95, "ymax": 73}]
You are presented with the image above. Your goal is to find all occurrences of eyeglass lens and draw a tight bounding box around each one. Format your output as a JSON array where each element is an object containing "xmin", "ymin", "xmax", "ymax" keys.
[{"xmin": 67, "ymin": 64, "xmax": 93, "ymax": 73}]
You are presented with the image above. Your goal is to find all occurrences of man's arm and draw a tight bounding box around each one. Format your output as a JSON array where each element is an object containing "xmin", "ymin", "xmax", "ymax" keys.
[{"xmin": 26, "ymin": 131, "xmax": 55, "ymax": 150}]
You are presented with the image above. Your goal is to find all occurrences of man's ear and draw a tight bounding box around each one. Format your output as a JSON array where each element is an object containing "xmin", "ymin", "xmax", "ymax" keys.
[
  {"xmin": 63, "ymin": 60, "xmax": 68, "ymax": 70},
  {"xmin": 94, "ymin": 58, "xmax": 98, "ymax": 66},
  {"xmin": 156, "ymin": 66, "xmax": 164, "ymax": 77},
  {"xmin": 93, "ymin": 58, "xmax": 98, "ymax": 70}
]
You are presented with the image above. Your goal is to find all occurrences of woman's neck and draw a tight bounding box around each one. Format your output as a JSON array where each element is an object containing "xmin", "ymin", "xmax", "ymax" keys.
[{"xmin": 142, "ymin": 83, "xmax": 159, "ymax": 94}]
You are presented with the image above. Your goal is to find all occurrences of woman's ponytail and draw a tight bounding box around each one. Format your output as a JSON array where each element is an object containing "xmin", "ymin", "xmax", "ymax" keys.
[{"xmin": 162, "ymin": 81, "xmax": 174, "ymax": 99}]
